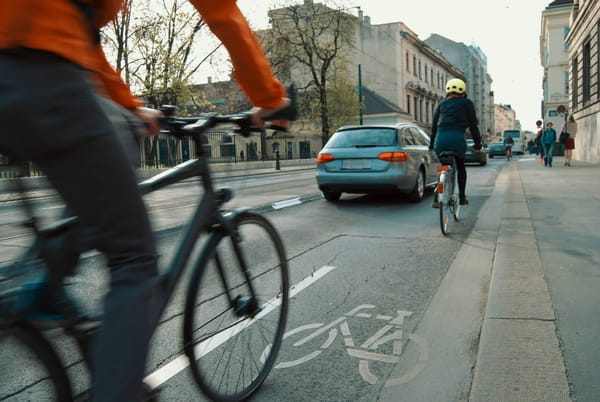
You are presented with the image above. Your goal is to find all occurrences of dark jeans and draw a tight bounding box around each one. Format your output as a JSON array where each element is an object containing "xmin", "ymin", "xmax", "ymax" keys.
[
  {"xmin": 0, "ymin": 49, "xmax": 162, "ymax": 402},
  {"xmin": 543, "ymin": 143, "xmax": 554, "ymax": 166}
]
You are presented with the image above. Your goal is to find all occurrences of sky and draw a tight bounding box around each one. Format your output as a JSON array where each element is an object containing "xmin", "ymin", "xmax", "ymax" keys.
[{"xmin": 233, "ymin": 0, "xmax": 555, "ymax": 132}]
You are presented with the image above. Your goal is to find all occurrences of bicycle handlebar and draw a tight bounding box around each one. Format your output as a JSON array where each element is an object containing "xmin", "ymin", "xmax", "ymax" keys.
[{"xmin": 158, "ymin": 84, "xmax": 297, "ymax": 139}]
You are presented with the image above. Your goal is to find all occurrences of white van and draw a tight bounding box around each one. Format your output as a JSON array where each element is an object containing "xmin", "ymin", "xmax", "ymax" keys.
[{"xmin": 503, "ymin": 130, "xmax": 524, "ymax": 154}]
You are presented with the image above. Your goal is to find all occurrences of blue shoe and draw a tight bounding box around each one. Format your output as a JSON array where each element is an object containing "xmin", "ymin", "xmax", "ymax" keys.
[{"xmin": 14, "ymin": 280, "xmax": 98, "ymax": 330}]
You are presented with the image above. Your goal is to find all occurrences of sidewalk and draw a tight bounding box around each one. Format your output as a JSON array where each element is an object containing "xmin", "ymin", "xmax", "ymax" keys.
[
  {"xmin": 470, "ymin": 156, "xmax": 570, "ymax": 401},
  {"xmin": 471, "ymin": 155, "xmax": 600, "ymax": 401}
]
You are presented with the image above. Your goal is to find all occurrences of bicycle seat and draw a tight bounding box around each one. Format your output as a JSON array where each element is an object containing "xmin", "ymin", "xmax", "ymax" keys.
[{"xmin": 437, "ymin": 151, "xmax": 458, "ymax": 166}]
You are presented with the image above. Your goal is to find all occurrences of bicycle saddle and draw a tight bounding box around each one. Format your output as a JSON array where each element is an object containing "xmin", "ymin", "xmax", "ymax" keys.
[{"xmin": 437, "ymin": 151, "xmax": 458, "ymax": 165}]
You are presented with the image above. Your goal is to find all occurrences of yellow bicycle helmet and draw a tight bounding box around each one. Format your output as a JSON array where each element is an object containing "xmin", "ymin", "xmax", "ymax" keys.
[{"xmin": 445, "ymin": 78, "xmax": 466, "ymax": 95}]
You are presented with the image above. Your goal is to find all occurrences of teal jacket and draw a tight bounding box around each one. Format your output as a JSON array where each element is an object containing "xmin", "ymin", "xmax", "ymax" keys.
[{"xmin": 541, "ymin": 128, "xmax": 556, "ymax": 145}]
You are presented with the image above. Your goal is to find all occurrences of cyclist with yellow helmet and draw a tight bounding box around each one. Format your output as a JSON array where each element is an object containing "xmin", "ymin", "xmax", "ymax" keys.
[{"xmin": 429, "ymin": 78, "xmax": 483, "ymax": 206}]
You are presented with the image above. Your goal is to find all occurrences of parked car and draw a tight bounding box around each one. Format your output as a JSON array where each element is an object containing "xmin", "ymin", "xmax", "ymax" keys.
[
  {"xmin": 488, "ymin": 142, "xmax": 507, "ymax": 158},
  {"xmin": 465, "ymin": 139, "xmax": 487, "ymax": 166},
  {"xmin": 315, "ymin": 123, "xmax": 439, "ymax": 202}
]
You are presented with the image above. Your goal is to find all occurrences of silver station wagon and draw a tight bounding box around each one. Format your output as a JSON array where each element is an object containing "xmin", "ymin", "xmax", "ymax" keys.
[{"xmin": 315, "ymin": 123, "xmax": 440, "ymax": 202}]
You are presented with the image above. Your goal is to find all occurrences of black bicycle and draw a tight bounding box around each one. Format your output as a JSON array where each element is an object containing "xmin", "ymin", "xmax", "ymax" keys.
[
  {"xmin": 436, "ymin": 151, "xmax": 461, "ymax": 235},
  {"xmin": 0, "ymin": 100, "xmax": 295, "ymax": 401}
]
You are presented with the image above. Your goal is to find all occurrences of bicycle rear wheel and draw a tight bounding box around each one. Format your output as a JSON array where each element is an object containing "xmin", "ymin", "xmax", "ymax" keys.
[
  {"xmin": 183, "ymin": 211, "xmax": 289, "ymax": 402},
  {"xmin": 438, "ymin": 173, "xmax": 449, "ymax": 235},
  {"xmin": 0, "ymin": 319, "xmax": 73, "ymax": 401}
]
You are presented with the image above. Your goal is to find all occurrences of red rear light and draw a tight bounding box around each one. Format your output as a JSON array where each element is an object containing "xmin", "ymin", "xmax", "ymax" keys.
[
  {"xmin": 437, "ymin": 165, "xmax": 449, "ymax": 173},
  {"xmin": 316, "ymin": 153, "xmax": 335, "ymax": 164},
  {"xmin": 377, "ymin": 152, "xmax": 408, "ymax": 162}
]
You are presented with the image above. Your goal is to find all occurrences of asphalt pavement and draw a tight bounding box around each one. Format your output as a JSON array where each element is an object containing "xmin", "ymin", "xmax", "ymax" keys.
[{"xmin": 1, "ymin": 154, "xmax": 598, "ymax": 401}]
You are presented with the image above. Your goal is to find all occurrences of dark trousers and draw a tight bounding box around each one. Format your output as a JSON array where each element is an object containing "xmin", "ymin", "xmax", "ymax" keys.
[
  {"xmin": 455, "ymin": 157, "xmax": 467, "ymax": 199},
  {"xmin": 0, "ymin": 49, "xmax": 162, "ymax": 402}
]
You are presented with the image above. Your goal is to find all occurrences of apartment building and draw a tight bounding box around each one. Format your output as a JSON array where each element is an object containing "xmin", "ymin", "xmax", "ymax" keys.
[
  {"xmin": 494, "ymin": 104, "xmax": 518, "ymax": 142},
  {"xmin": 565, "ymin": 0, "xmax": 600, "ymax": 162},
  {"xmin": 268, "ymin": 1, "xmax": 466, "ymax": 136},
  {"xmin": 350, "ymin": 14, "xmax": 464, "ymax": 131},
  {"xmin": 540, "ymin": 0, "xmax": 573, "ymax": 131},
  {"xmin": 424, "ymin": 34, "xmax": 494, "ymax": 142}
]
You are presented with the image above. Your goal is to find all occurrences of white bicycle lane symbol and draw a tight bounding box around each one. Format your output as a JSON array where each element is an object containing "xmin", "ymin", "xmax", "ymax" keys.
[{"xmin": 262, "ymin": 304, "xmax": 429, "ymax": 386}]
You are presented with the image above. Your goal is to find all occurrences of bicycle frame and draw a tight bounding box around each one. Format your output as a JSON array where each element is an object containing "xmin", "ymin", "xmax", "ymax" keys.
[
  {"xmin": 0, "ymin": 116, "xmax": 254, "ymax": 326},
  {"xmin": 139, "ymin": 153, "xmax": 233, "ymax": 312}
]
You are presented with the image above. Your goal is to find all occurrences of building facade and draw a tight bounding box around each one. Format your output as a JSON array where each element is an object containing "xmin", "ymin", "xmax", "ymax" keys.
[
  {"xmin": 424, "ymin": 34, "xmax": 495, "ymax": 142},
  {"xmin": 540, "ymin": 0, "xmax": 573, "ymax": 131},
  {"xmin": 494, "ymin": 104, "xmax": 518, "ymax": 142},
  {"xmin": 565, "ymin": 0, "xmax": 600, "ymax": 162},
  {"xmin": 350, "ymin": 15, "xmax": 465, "ymax": 131}
]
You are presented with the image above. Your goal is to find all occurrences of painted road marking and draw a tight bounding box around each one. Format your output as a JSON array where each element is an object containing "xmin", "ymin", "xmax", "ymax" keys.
[{"xmin": 144, "ymin": 265, "xmax": 338, "ymax": 390}]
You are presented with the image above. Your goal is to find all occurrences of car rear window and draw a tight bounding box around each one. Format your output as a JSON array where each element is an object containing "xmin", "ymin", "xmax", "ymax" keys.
[{"xmin": 326, "ymin": 128, "xmax": 398, "ymax": 148}]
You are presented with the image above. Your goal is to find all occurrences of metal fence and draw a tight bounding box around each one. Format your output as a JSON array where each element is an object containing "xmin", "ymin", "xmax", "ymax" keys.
[{"xmin": 1, "ymin": 130, "xmax": 273, "ymax": 178}]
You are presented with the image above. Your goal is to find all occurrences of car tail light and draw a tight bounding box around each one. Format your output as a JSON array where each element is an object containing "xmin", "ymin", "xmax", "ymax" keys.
[
  {"xmin": 316, "ymin": 153, "xmax": 335, "ymax": 164},
  {"xmin": 377, "ymin": 152, "xmax": 408, "ymax": 162}
]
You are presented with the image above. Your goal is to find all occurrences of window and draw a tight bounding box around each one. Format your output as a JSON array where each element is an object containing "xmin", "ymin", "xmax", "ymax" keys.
[
  {"xmin": 413, "ymin": 56, "xmax": 417, "ymax": 77},
  {"xmin": 410, "ymin": 127, "xmax": 430, "ymax": 146},
  {"xmin": 406, "ymin": 52, "xmax": 410, "ymax": 72},
  {"xmin": 401, "ymin": 128, "xmax": 416, "ymax": 145},
  {"xmin": 328, "ymin": 128, "xmax": 398, "ymax": 148},
  {"xmin": 598, "ymin": 20, "xmax": 600, "ymax": 98},
  {"xmin": 564, "ymin": 26, "xmax": 570, "ymax": 51},
  {"xmin": 413, "ymin": 97, "xmax": 418, "ymax": 120},
  {"xmin": 406, "ymin": 94, "xmax": 411, "ymax": 115},
  {"xmin": 418, "ymin": 60, "xmax": 422, "ymax": 79},
  {"xmin": 572, "ymin": 56, "xmax": 579, "ymax": 110},
  {"xmin": 583, "ymin": 40, "xmax": 591, "ymax": 102}
]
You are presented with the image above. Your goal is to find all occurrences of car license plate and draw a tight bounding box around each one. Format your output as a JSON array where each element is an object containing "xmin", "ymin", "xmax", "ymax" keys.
[{"xmin": 342, "ymin": 159, "xmax": 371, "ymax": 169}]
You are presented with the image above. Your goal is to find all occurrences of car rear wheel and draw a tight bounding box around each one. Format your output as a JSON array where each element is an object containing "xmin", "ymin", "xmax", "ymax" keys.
[
  {"xmin": 408, "ymin": 169, "xmax": 425, "ymax": 203},
  {"xmin": 323, "ymin": 191, "xmax": 341, "ymax": 202}
]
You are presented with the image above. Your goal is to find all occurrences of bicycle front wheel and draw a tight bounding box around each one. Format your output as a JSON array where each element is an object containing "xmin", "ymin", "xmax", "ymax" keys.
[
  {"xmin": 183, "ymin": 211, "xmax": 289, "ymax": 402},
  {"xmin": 0, "ymin": 319, "xmax": 73, "ymax": 401}
]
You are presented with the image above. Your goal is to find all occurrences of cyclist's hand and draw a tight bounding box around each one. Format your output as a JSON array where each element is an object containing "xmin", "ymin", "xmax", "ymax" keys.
[
  {"xmin": 473, "ymin": 143, "xmax": 483, "ymax": 152},
  {"xmin": 250, "ymin": 97, "xmax": 291, "ymax": 131},
  {"xmin": 133, "ymin": 107, "xmax": 163, "ymax": 136}
]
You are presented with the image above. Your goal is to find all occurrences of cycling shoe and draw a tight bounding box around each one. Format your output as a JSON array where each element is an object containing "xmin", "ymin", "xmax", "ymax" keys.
[{"xmin": 13, "ymin": 280, "xmax": 99, "ymax": 330}]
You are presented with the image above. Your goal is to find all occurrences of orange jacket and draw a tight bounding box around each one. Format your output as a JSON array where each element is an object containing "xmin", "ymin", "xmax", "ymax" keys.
[{"xmin": 0, "ymin": 0, "xmax": 285, "ymax": 109}]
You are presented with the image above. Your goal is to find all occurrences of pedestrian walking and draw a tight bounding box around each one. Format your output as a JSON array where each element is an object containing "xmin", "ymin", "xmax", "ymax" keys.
[
  {"xmin": 534, "ymin": 120, "xmax": 544, "ymax": 163},
  {"xmin": 561, "ymin": 115, "xmax": 577, "ymax": 166},
  {"xmin": 541, "ymin": 122, "xmax": 557, "ymax": 167}
]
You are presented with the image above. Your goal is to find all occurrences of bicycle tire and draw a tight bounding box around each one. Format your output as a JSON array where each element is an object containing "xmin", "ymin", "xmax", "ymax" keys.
[
  {"xmin": 183, "ymin": 211, "xmax": 289, "ymax": 402},
  {"xmin": 438, "ymin": 172, "xmax": 449, "ymax": 235},
  {"xmin": 0, "ymin": 319, "xmax": 73, "ymax": 402},
  {"xmin": 451, "ymin": 170, "xmax": 461, "ymax": 222}
]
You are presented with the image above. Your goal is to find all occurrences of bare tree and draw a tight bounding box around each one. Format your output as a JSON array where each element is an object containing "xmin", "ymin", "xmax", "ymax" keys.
[
  {"xmin": 266, "ymin": 1, "xmax": 356, "ymax": 145},
  {"xmin": 102, "ymin": 0, "xmax": 222, "ymax": 109}
]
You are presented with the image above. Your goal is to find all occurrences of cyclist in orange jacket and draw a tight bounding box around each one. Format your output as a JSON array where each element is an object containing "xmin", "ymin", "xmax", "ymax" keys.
[{"xmin": 0, "ymin": 1, "xmax": 289, "ymax": 401}]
